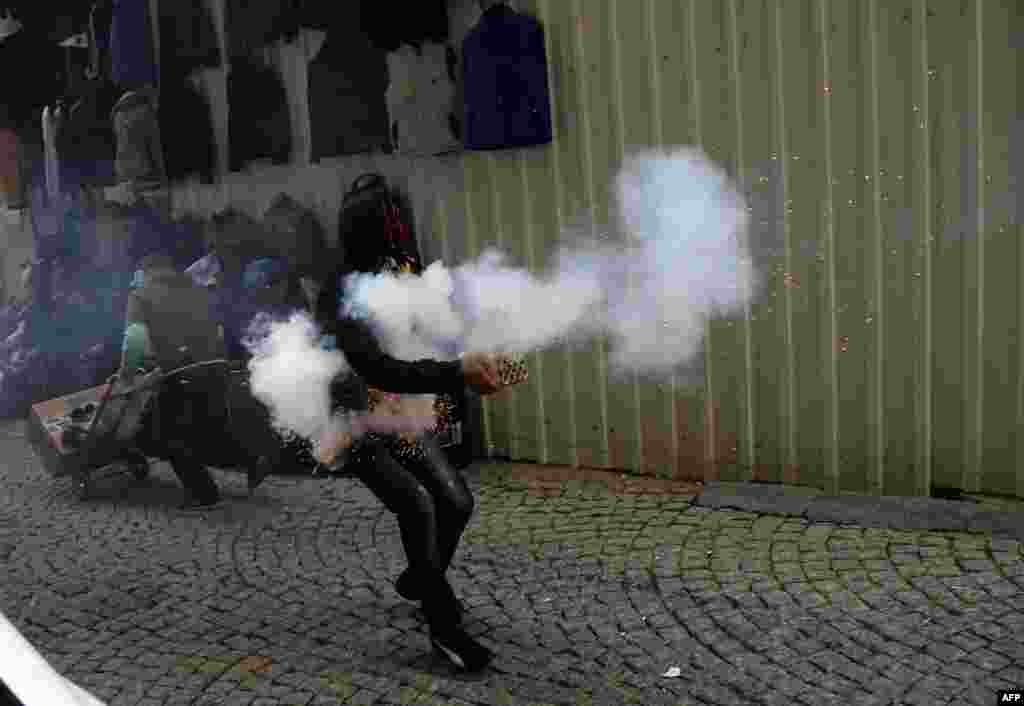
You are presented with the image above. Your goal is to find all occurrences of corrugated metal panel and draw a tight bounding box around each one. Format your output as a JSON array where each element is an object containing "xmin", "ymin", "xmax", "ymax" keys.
[{"xmin": 165, "ymin": 0, "xmax": 1023, "ymax": 497}]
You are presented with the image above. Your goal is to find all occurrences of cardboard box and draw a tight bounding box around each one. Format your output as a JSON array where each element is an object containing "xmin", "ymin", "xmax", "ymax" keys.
[
  {"xmin": 27, "ymin": 371, "xmax": 161, "ymax": 478},
  {"xmin": 27, "ymin": 384, "xmax": 110, "ymax": 478}
]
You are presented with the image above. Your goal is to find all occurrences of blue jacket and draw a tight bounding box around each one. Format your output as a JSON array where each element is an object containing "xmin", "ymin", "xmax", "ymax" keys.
[
  {"xmin": 462, "ymin": 4, "xmax": 553, "ymax": 151},
  {"xmin": 109, "ymin": 0, "xmax": 158, "ymax": 89}
]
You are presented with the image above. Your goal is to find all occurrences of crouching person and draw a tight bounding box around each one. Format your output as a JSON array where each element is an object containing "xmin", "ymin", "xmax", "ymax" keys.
[{"xmin": 119, "ymin": 253, "xmax": 260, "ymax": 511}]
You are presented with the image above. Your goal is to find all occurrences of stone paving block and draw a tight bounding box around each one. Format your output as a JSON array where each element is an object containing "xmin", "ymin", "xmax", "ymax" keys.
[
  {"xmin": 899, "ymin": 496, "xmax": 979, "ymax": 531},
  {"xmin": 6, "ymin": 442, "xmax": 1024, "ymax": 705},
  {"xmin": 804, "ymin": 496, "xmax": 887, "ymax": 526},
  {"xmin": 695, "ymin": 483, "xmax": 820, "ymax": 516},
  {"xmin": 968, "ymin": 509, "xmax": 1024, "ymax": 540}
]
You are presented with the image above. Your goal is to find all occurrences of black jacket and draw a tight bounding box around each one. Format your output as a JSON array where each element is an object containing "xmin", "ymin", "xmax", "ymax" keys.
[
  {"xmin": 225, "ymin": 0, "xmax": 299, "ymax": 57},
  {"xmin": 159, "ymin": 76, "xmax": 216, "ymax": 183},
  {"xmin": 361, "ymin": 0, "xmax": 447, "ymax": 51},
  {"xmin": 158, "ymin": 0, "xmax": 220, "ymax": 79},
  {"xmin": 307, "ymin": 36, "xmax": 389, "ymax": 160},
  {"xmin": 228, "ymin": 59, "xmax": 292, "ymax": 171},
  {"xmin": 297, "ymin": 0, "xmax": 447, "ymax": 48},
  {"xmin": 56, "ymin": 79, "xmax": 121, "ymax": 189},
  {"xmin": 0, "ymin": 27, "xmax": 63, "ymax": 135},
  {"xmin": 315, "ymin": 265, "xmax": 463, "ymax": 408}
]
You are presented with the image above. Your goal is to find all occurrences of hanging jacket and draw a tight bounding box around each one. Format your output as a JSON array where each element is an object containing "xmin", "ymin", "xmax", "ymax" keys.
[
  {"xmin": 0, "ymin": 128, "xmax": 21, "ymax": 209},
  {"xmin": 361, "ymin": 0, "xmax": 448, "ymax": 52},
  {"xmin": 42, "ymin": 107, "xmax": 61, "ymax": 202},
  {"xmin": 228, "ymin": 59, "xmax": 292, "ymax": 171},
  {"xmin": 296, "ymin": 0, "xmax": 334, "ymax": 30},
  {"xmin": 29, "ymin": 169, "xmax": 63, "ymax": 261},
  {"xmin": 462, "ymin": 4, "xmax": 553, "ymax": 151},
  {"xmin": 0, "ymin": 27, "xmax": 63, "ymax": 136},
  {"xmin": 56, "ymin": 80, "xmax": 121, "ymax": 190},
  {"xmin": 15, "ymin": 2, "xmax": 90, "ymax": 44},
  {"xmin": 225, "ymin": 0, "xmax": 300, "ymax": 58},
  {"xmin": 108, "ymin": 0, "xmax": 158, "ymax": 89},
  {"xmin": 386, "ymin": 42, "xmax": 461, "ymax": 156},
  {"xmin": 158, "ymin": 0, "xmax": 220, "ymax": 79},
  {"xmin": 88, "ymin": 0, "xmax": 113, "ymax": 80},
  {"xmin": 111, "ymin": 90, "xmax": 166, "ymax": 190},
  {"xmin": 158, "ymin": 77, "xmax": 216, "ymax": 183},
  {"xmin": 308, "ymin": 36, "xmax": 389, "ymax": 160}
]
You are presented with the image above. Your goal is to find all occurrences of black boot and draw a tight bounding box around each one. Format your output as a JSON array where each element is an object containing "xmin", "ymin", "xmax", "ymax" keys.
[
  {"xmin": 396, "ymin": 568, "xmax": 465, "ymax": 621},
  {"xmin": 430, "ymin": 625, "xmax": 494, "ymax": 672},
  {"xmin": 423, "ymin": 578, "xmax": 491, "ymax": 672}
]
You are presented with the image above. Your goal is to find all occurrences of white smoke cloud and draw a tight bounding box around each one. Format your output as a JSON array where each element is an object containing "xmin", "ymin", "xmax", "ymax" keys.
[
  {"xmin": 244, "ymin": 311, "xmax": 350, "ymax": 443},
  {"xmin": 346, "ymin": 146, "xmax": 755, "ymax": 376},
  {"xmin": 606, "ymin": 147, "xmax": 754, "ymax": 375},
  {"xmin": 245, "ymin": 147, "xmax": 757, "ymax": 448},
  {"xmin": 243, "ymin": 310, "xmax": 443, "ymax": 452}
]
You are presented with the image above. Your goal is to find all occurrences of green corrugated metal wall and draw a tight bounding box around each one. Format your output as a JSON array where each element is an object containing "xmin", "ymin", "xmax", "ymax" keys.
[{"xmin": 168, "ymin": 0, "xmax": 1023, "ymax": 498}]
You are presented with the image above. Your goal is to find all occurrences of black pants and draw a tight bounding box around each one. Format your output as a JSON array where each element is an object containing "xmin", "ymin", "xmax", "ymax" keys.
[
  {"xmin": 356, "ymin": 436, "xmax": 473, "ymax": 628},
  {"xmin": 137, "ymin": 374, "xmax": 222, "ymax": 503}
]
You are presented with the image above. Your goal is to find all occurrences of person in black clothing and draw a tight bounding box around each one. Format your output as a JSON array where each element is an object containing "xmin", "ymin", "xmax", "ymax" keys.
[
  {"xmin": 315, "ymin": 267, "xmax": 501, "ymax": 672},
  {"xmin": 121, "ymin": 253, "xmax": 271, "ymax": 510}
]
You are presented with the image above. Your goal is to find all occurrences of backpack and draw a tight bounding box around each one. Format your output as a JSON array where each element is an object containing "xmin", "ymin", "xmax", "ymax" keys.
[{"xmin": 337, "ymin": 174, "xmax": 421, "ymax": 275}]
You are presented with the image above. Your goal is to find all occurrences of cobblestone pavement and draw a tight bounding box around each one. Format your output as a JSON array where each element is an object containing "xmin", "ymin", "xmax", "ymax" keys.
[{"xmin": 2, "ymin": 420, "xmax": 1023, "ymax": 706}]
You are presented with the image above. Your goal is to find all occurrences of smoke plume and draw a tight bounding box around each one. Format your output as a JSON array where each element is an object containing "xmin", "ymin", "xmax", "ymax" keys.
[
  {"xmin": 244, "ymin": 311, "xmax": 350, "ymax": 444},
  {"xmin": 246, "ymin": 147, "xmax": 757, "ymax": 446},
  {"xmin": 345, "ymin": 146, "xmax": 755, "ymax": 375}
]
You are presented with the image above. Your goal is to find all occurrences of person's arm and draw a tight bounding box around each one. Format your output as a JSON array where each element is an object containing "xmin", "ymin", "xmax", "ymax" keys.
[
  {"xmin": 119, "ymin": 292, "xmax": 150, "ymax": 382},
  {"xmin": 334, "ymin": 315, "xmax": 464, "ymax": 395}
]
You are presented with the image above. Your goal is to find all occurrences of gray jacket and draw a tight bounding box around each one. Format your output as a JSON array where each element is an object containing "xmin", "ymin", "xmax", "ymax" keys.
[{"xmin": 112, "ymin": 90, "xmax": 166, "ymax": 190}]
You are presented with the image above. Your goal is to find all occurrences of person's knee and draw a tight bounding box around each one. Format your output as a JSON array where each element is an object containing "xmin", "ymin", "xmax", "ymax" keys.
[
  {"xmin": 448, "ymin": 484, "xmax": 474, "ymax": 525},
  {"xmin": 371, "ymin": 451, "xmax": 439, "ymax": 519},
  {"xmin": 409, "ymin": 482, "xmax": 438, "ymax": 518},
  {"xmin": 420, "ymin": 445, "xmax": 474, "ymax": 523}
]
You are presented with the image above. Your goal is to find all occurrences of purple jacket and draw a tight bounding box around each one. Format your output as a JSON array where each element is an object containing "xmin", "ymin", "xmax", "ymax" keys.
[
  {"xmin": 462, "ymin": 4, "xmax": 553, "ymax": 151},
  {"xmin": 109, "ymin": 0, "xmax": 158, "ymax": 88}
]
